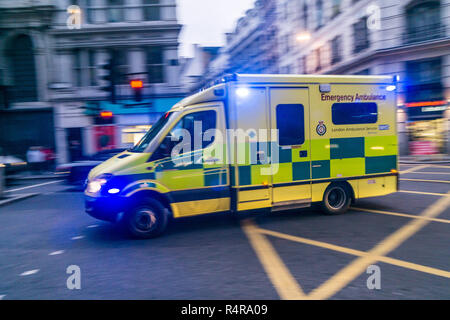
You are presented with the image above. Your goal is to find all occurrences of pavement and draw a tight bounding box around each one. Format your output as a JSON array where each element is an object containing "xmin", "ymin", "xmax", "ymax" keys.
[{"xmin": 0, "ymin": 163, "xmax": 448, "ymax": 299}]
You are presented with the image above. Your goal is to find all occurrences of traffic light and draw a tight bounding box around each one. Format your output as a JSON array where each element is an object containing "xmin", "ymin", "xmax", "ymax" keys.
[
  {"xmin": 100, "ymin": 58, "xmax": 117, "ymax": 103},
  {"xmin": 130, "ymin": 79, "xmax": 143, "ymax": 102}
]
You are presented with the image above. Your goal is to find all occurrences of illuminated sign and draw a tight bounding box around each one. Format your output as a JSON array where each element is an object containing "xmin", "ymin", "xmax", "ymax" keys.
[
  {"xmin": 405, "ymin": 100, "xmax": 447, "ymax": 107},
  {"xmin": 422, "ymin": 106, "xmax": 447, "ymax": 112}
]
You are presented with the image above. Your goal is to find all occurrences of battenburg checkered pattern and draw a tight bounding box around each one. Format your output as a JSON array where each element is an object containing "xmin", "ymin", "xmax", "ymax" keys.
[{"xmin": 236, "ymin": 136, "xmax": 397, "ymax": 186}]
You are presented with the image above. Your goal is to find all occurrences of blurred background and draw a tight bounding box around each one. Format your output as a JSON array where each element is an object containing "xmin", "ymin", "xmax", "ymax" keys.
[{"xmin": 0, "ymin": 0, "xmax": 449, "ymax": 174}]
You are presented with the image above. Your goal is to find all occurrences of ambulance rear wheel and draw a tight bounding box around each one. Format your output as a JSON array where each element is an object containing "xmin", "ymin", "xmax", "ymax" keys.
[
  {"xmin": 321, "ymin": 184, "xmax": 351, "ymax": 215},
  {"xmin": 124, "ymin": 198, "xmax": 168, "ymax": 239}
]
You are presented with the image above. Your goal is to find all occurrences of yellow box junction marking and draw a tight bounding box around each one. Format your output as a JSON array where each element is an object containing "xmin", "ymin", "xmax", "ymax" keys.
[
  {"xmin": 399, "ymin": 190, "xmax": 447, "ymax": 197},
  {"xmin": 258, "ymin": 228, "xmax": 450, "ymax": 280},
  {"xmin": 243, "ymin": 192, "xmax": 450, "ymax": 300},
  {"xmin": 352, "ymin": 207, "xmax": 450, "ymax": 224},
  {"xmin": 406, "ymin": 171, "xmax": 450, "ymax": 175},
  {"xmin": 400, "ymin": 165, "xmax": 428, "ymax": 174},
  {"xmin": 308, "ymin": 192, "xmax": 450, "ymax": 300},
  {"xmin": 241, "ymin": 219, "xmax": 305, "ymax": 300},
  {"xmin": 400, "ymin": 178, "xmax": 450, "ymax": 184}
]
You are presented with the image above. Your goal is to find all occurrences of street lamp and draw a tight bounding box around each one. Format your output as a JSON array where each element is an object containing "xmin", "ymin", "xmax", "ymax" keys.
[{"xmin": 296, "ymin": 32, "xmax": 311, "ymax": 42}]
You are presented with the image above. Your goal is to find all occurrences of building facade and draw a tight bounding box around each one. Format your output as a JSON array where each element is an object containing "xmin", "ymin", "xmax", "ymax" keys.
[
  {"xmin": 181, "ymin": 0, "xmax": 279, "ymax": 94},
  {"xmin": 0, "ymin": 0, "xmax": 185, "ymax": 164},
  {"xmin": 188, "ymin": 0, "xmax": 449, "ymax": 156},
  {"xmin": 276, "ymin": 0, "xmax": 450, "ymax": 155}
]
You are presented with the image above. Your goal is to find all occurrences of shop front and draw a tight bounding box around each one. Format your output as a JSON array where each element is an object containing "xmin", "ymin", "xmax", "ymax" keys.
[
  {"xmin": 85, "ymin": 96, "xmax": 184, "ymax": 152},
  {"xmin": 405, "ymin": 100, "xmax": 448, "ymax": 155}
]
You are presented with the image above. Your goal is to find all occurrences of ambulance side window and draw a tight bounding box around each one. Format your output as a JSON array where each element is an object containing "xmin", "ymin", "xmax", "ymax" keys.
[
  {"xmin": 173, "ymin": 110, "xmax": 217, "ymax": 151},
  {"xmin": 276, "ymin": 104, "xmax": 305, "ymax": 146},
  {"xmin": 150, "ymin": 110, "xmax": 217, "ymax": 161},
  {"xmin": 332, "ymin": 102, "xmax": 378, "ymax": 125}
]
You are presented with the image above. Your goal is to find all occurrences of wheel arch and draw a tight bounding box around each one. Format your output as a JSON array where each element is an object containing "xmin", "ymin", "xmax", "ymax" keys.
[
  {"xmin": 127, "ymin": 190, "xmax": 173, "ymax": 216},
  {"xmin": 325, "ymin": 180, "xmax": 356, "ymax": 204}
]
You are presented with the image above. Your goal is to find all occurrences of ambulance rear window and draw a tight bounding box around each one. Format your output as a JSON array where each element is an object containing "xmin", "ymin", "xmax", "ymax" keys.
[
  {"xmin": 276, "ymin": 104, "xmax": 305, "ymax": 146},
  {"xmin": 332, "ymin": 102, "xmax": 378, "ymax": 125}
]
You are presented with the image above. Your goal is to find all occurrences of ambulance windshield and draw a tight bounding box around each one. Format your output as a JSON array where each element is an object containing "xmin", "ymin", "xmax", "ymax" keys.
[{"xmin": 129, "ymin": 112, "xmax": 173, "ymax": 153}]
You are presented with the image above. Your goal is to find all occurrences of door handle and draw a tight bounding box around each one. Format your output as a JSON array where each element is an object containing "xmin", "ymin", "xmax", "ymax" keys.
[{"xmin": 257, "ymin": 151, "xmax": 266, "ymax": 162}]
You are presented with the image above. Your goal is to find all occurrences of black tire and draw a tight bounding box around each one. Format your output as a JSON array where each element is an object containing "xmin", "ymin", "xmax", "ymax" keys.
[
  {"xmin": 124, "ymin": 198, "xmax": 168, "ymax": 239},
  {"xmin": 321, "ymin": 183, "xmax": 351, "ymax": 215}
]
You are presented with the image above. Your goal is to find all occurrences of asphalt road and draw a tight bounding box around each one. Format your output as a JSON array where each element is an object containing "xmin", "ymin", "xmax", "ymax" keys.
[{"xmin": 0, "ymin": 163, "xmax": 449, "ymax": 300}]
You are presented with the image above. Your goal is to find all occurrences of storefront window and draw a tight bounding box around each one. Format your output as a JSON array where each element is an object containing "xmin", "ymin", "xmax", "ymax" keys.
[
  {"xmin": 122, "ymin": 125, "xmax": 152, "ymax": 148},
  {"xmin": 407, "ymin": 118, "xmax": 447, "ymax": 154}
]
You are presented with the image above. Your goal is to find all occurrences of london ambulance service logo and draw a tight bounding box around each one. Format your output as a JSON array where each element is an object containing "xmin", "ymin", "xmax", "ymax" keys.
[{"xmin": 316, "ymin": 121, "xmax": 327, "ymax": 136}]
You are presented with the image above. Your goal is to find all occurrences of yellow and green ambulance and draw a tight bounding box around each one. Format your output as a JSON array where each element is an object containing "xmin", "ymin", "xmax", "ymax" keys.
[{"xmin": 85, "ymin": 74, "xmax": 399, "ymax": 238}]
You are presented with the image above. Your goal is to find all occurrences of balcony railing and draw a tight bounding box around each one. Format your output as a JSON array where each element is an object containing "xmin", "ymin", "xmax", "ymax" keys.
[{"xmin": 403, "ymin": 24, "xmax": 446, "ymax": 45}]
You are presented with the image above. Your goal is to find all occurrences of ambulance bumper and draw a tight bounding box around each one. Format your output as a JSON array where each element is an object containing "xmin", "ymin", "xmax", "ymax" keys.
[{"xmin": 85, "ymin": 195, "xmax": 127, "ymax": 223}]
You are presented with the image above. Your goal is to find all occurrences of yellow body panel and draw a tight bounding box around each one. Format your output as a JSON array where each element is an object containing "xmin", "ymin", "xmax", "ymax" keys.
[
  {"xmin": 273, "ymin": 185, "xmax": 311, "ymax": 202},
  {"xmin": 173, "ymin": 198, "xmax": 230, "ymax": 218}
]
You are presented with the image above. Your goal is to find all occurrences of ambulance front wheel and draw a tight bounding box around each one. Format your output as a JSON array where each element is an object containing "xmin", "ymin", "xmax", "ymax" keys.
[
  {"xmin": 124, "ymin": 198, "xmax": 168, "ymax": 239},
  {"xmin": 321, "ymin": 183, "xmax": 351, "ymax": 215}
]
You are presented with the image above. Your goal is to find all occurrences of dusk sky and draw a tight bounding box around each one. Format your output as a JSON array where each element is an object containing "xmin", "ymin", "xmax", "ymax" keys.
[{"xmin": 177, "ymin": 0, "xmax": 256, "ymax": 57}]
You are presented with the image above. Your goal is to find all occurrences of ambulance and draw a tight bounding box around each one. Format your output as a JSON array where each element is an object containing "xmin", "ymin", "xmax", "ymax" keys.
[{"xmin": 85, "ymin": 74, "xmax": 399, "ymax": 238}]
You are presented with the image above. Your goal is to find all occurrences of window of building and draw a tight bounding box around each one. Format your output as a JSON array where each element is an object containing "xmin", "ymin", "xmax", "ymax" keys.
[
  {"xmin": 331, "ymin": 35, "xmax": 342, "ymax": 64},
  {"xmin": 354, "ymin": 68, "xmax": 370, "ymax": 75},
  {"xmin": 303, "ymin": 3, "xmax": 308, "ymax": 30},
  {"xmin": 144, "ymin": 0, "xmax": 160, "ymax": 21},
  {"xmin": 316, "ymin": 0, "xmax": 323, "ymax": 30},
  {"xmin": 6, "ymin": 34, "xmax": 38, "ymax": 102},
  {"xmin": 73, "ymin": 49, "xmax": 82, "ymax": 87},
  {"xmin": 332, "ymin": 102, "xmax": 378, "ymax": 125},
  {"xmin": 88, "ymin": 50, "xmax": 97, "ymax": 86},
  {"xmin": 353, "ymin": 17, "xmax": 370, "ymax": 53},
  {"xmin": 276, "ymin": 104, "xmax": 305, "ymax": 145},
  {"xmin": 405, "ymin": 57, "xmax": 443, "ymax": 102},
  {"xmin": 283, "ymin": 1, "xmax": 289, "ymax": 20},
  {"xmin": 332, "ymin": 0, "xmax": 341, "ymax": 18},
  {"xmin": 406, "ymin": 0, "xmax": 442, "ymax": 44},
  {"xmin": 86, "ymin": 0, "xmax": 94, "ymax": 23},
  {"xmin": 110, "ymin": 49, "xmax": 128, "ymax": 84},
  {"xmin": 146, "ymin": 47, "xmax": 164, "ymax": 83},
  {"xmin": 107, "ymin": 0, "xmax": 124, "ymax": 22},
  {"xmin": 299, "ymin": 56, "xmax": 307, "ymax": 74},
  {"xmin": 315, "ymin": 47, "xmax": 322, "ymax": 72}
]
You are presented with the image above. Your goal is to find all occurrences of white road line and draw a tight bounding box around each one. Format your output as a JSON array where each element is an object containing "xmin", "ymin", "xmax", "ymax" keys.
[
  {"xmin": 20, "ymin": 269, "xmax": 40, "ymax": 276},
  {"xmin": 86, "ymin": 224, "xmax": 99, "ymax": 229},
  {"xmin": 71, "ymin": 235, "xmax": 84, "ymax": 240},
  {"xmin": 0, "ymin": 295, "xmax": 5, "ymax": 300},
  {"xmin": 5, "ymin": 180, "xmax": 63, "ymax": 193},
  {"xmin": 49, "ymin": 250, "xmax": 65, "ymax": 256}
]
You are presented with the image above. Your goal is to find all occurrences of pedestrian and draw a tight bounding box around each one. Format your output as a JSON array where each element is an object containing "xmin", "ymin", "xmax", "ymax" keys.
[
  {"xmin": 41, "ymin": 147, "xmax": 56, "ymax": 172},
  {"xmin": 36, "ymin": 146, "xmax": 46, "ymax": 173}
]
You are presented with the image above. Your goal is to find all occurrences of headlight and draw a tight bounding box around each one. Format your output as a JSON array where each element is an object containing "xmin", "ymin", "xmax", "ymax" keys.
[
  {"xmin": 86, "ymin": 174, "xmax": 112, "ymax": 194},
  {"xmin": 87, "ymin": 179, "xmax": 106, "ymax": 193}
]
